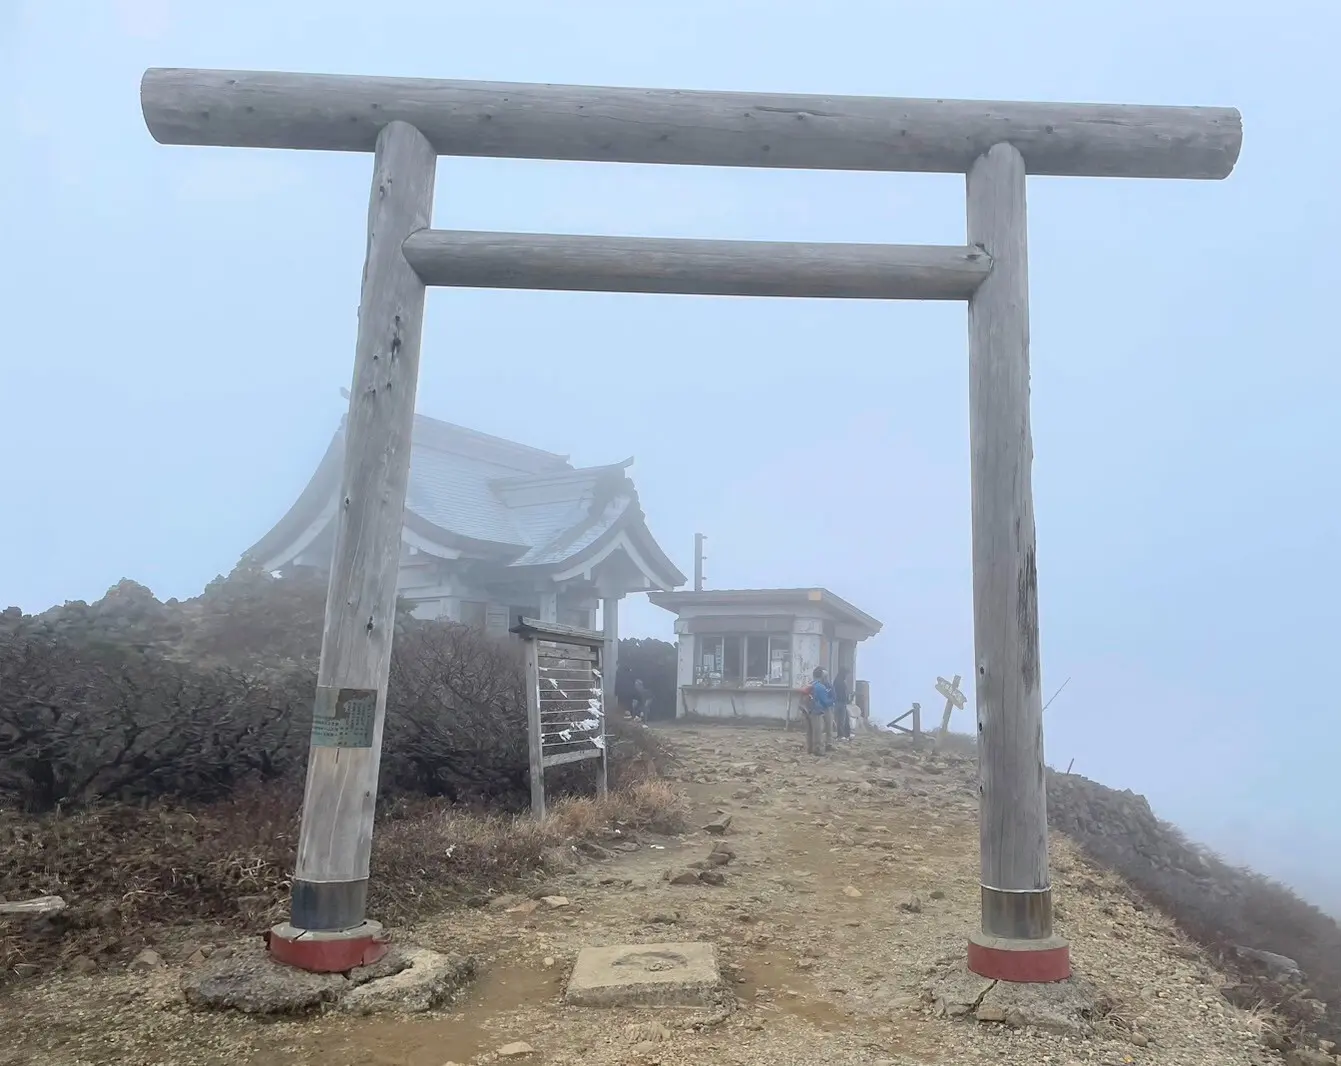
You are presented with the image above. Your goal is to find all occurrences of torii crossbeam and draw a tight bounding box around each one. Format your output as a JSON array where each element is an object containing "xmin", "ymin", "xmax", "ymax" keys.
[{"xmin": 140, "ymin": 67, "xmax": 1241, "ymax": 981}]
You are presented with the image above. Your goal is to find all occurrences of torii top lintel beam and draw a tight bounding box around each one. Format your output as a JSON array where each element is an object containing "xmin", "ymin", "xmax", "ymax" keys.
[{"xmin": 141, "ymin": 68, "xmax": 1241, "ymax": 180}]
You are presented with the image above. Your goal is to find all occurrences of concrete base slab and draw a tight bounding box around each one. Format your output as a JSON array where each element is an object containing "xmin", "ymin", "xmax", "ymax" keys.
[
  {"xmin": 182, "ymin": 938, "xmax": 406, "ymax": 1014},
  {"xmin": 339, "ymin": 948, "xmax": 475, "ymax": 1015},
  {"xmin": 975, "ymin": 975, "xmax": 1096, "ymax": 1036},
  {"xmin": 566, "ymin": 942, "xmax": 721, "ymax": 1007},
  {"xmin": 927, "ymin": 959, "xmax": 1097, "ymax": 1037},
  {"xmin": 181, "ymin": 938, "xmax": 474, "ymax": 1016}
]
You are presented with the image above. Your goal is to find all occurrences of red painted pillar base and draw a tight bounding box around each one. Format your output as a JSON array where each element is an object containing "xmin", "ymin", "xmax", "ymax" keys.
[
  {"xmin": 968, "ymin": 932, "xmax": 1071, "ymax": 983},
  {"xmin": 267, "ymin": 920, "xmax": 390, "ymax": 974}
]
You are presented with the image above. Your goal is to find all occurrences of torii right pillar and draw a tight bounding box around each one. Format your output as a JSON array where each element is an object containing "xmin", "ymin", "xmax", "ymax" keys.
[{"xmin": 965, "ymin": 140, "xmax": 1068, "ymax": 981}]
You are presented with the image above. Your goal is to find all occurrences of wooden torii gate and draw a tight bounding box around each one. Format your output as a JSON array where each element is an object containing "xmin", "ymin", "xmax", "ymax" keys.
[{"xmin": 139, "ymin": 68, "xmax": 1241, "ymax": 980}]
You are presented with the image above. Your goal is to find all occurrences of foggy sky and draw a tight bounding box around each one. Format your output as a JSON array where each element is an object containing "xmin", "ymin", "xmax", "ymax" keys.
[{"xmin": 3, "ymin": 1, "xmax": 1337, "ymax": 914}]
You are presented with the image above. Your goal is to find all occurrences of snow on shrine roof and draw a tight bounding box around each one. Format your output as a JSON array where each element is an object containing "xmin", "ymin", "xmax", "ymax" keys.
[{"xmin": 245, "ymin": 412, "xmax": 686, "ymax": 588}]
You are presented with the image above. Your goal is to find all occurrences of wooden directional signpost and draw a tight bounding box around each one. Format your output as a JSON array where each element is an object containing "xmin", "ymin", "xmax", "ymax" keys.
[
  {"xmin": 934, "ymin": 674, "xmax": 967, "ymax": 743},
  {"xmin": 140, "ymin": 66, "xmax": 1240, "ymax": 980}
]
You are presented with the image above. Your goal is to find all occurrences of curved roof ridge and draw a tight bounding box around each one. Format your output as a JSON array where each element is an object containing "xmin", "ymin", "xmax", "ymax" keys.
[
  {"xmin": 410, "ymin": 412, "xmax": 571, "ymax": 472},
  {"xmin": 489, "ymin": 457, "xmax": 634, "ymax": 489}
]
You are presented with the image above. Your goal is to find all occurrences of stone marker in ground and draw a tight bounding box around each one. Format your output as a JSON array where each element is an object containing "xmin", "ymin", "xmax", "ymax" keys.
[
  {"xmin": 702, "ymin": 814, "xmax": 732, "ymax": 835},
  {"xmin": 565, "ymin": 942, "xmax": 721, "ymax": 1007}
]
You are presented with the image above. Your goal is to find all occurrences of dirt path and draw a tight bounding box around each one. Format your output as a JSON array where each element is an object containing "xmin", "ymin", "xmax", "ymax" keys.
[{"xmin": 0, "ymin": 725, "xmax": 1279, "ymax": 1066}]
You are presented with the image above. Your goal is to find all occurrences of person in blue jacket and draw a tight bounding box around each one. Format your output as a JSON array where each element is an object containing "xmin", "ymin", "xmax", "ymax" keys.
[{"xmin": 807, "ymin": 666, "xmax": 835, "ymax": 755}]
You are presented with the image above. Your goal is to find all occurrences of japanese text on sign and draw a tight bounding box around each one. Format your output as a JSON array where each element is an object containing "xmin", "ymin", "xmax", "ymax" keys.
[{"xmin": 311, "ymin": 686, "xmax": 378, "ymax": 749}]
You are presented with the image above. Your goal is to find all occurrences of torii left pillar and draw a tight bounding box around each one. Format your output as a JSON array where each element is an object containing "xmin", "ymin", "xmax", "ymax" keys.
[{"xmin": 268, "ymin": 120, "xmax": 437, "ymax": 972}]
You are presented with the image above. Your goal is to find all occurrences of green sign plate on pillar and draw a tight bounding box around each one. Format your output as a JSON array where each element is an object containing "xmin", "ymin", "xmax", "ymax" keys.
[{"xmin": 311, "ymin": 686, "xmax": 378, "ymax": 749}]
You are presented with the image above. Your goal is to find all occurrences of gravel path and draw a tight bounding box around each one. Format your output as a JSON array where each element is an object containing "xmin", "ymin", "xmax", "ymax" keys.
[{"xmin": 0, "ymin": 724, "xmax": 1285, "ymax": 1066}]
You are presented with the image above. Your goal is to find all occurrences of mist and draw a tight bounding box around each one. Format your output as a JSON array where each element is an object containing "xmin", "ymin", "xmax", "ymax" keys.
[{"xmin": 2, "ymin": 0, "xmax": 1336, "ymax": 916}]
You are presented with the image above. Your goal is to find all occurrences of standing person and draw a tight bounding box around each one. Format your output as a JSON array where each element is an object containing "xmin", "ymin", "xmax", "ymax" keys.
[
  {"xmin": 630, "ymin": 677, "xmax": 650, "ymax": 721},
  {"xmin": 809, "ymin": 667, "xmax": 835, "ymax": 755},
  {"xmin": 801, "ymin": 677, "xmax": 821, "ymax": 755},
  {"xmin": 833, "ymin": 668, "xmax": 852, "ymax": 742},
  {"xmin": 615, "ymin": 664, "xmax": 635, "ymax": 719}
]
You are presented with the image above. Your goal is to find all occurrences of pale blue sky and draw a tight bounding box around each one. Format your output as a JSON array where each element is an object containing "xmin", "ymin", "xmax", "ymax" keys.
[{"xmin": 3, "ymin": 1, "xmax": 1337, "ymax": 912}]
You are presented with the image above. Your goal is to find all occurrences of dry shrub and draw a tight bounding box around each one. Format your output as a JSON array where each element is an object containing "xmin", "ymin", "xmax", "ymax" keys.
[
  {"xmin": 1, "ymin": 568, "xmax": 686, "ymax": 981},
  {"xmin": 0, "ymin": 614, "xmax": 311, "ymax": 811},
  {"xmin": 372, "ymin": 777, "xmax": 689, "ymax": 925},
  {"xmin": 1, "ymin": 772, "xmax": 687, "ymax": 979},
  {"xmin": 931, "ymin": 730, "xmax": 979, "ymax": 757},
  {"xmin": 0, "ymin": 568, "xmax": 661, "ymax": 813},
  {"xmin": 1083, "ymin": 989, "xmax": 1137, "ymax": 1036},
  {"xmin": 545, "ymin": 777, "xmax": 689, "ymax": 841},
  {"xmin": 0, "ymin": 783, "xmax": 302, "ymax": 975}
]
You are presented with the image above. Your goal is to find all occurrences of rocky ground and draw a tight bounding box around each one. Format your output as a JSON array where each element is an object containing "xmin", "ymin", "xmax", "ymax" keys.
[{"xmin": 0, "ymin": 724, "xmax": 1297, "ymax": 1066}]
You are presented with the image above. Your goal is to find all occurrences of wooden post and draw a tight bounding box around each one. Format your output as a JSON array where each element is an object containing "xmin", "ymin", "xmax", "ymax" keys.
[
  {"xmin": 539, "ymin": 590, "xmax": 559, "ymax": 624},
  {"xmin": 595, "ymin": 614, "xmax": 611, "ymax": 793},
  {"xmin": 523, "ymin": 637, "xmax": 546, "ymax": 819},
  {"xmin": 885, "ymin": 700, "xmax": 924, "ymax": 741},
  {"xmin": 601, "ymin": 594, "xmax": 620, "ymax": 715},
  {"xmin": 693, "ymin": 533, "xmax": 705, "ymax": 591},
  {"xmin": 965, "ymin": 142, "xmax": 1069, "ymax": 983},
  {"xmin": 854, "ymin": 678, "xmax": 870, "ymax": 723},
  {"xmin": 269, "ymin": 120, "xmax": 436, "ymax": 973},
  {"xmin": 595, "ymin": 665, "xmax": 610, "ymax": 799}
]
